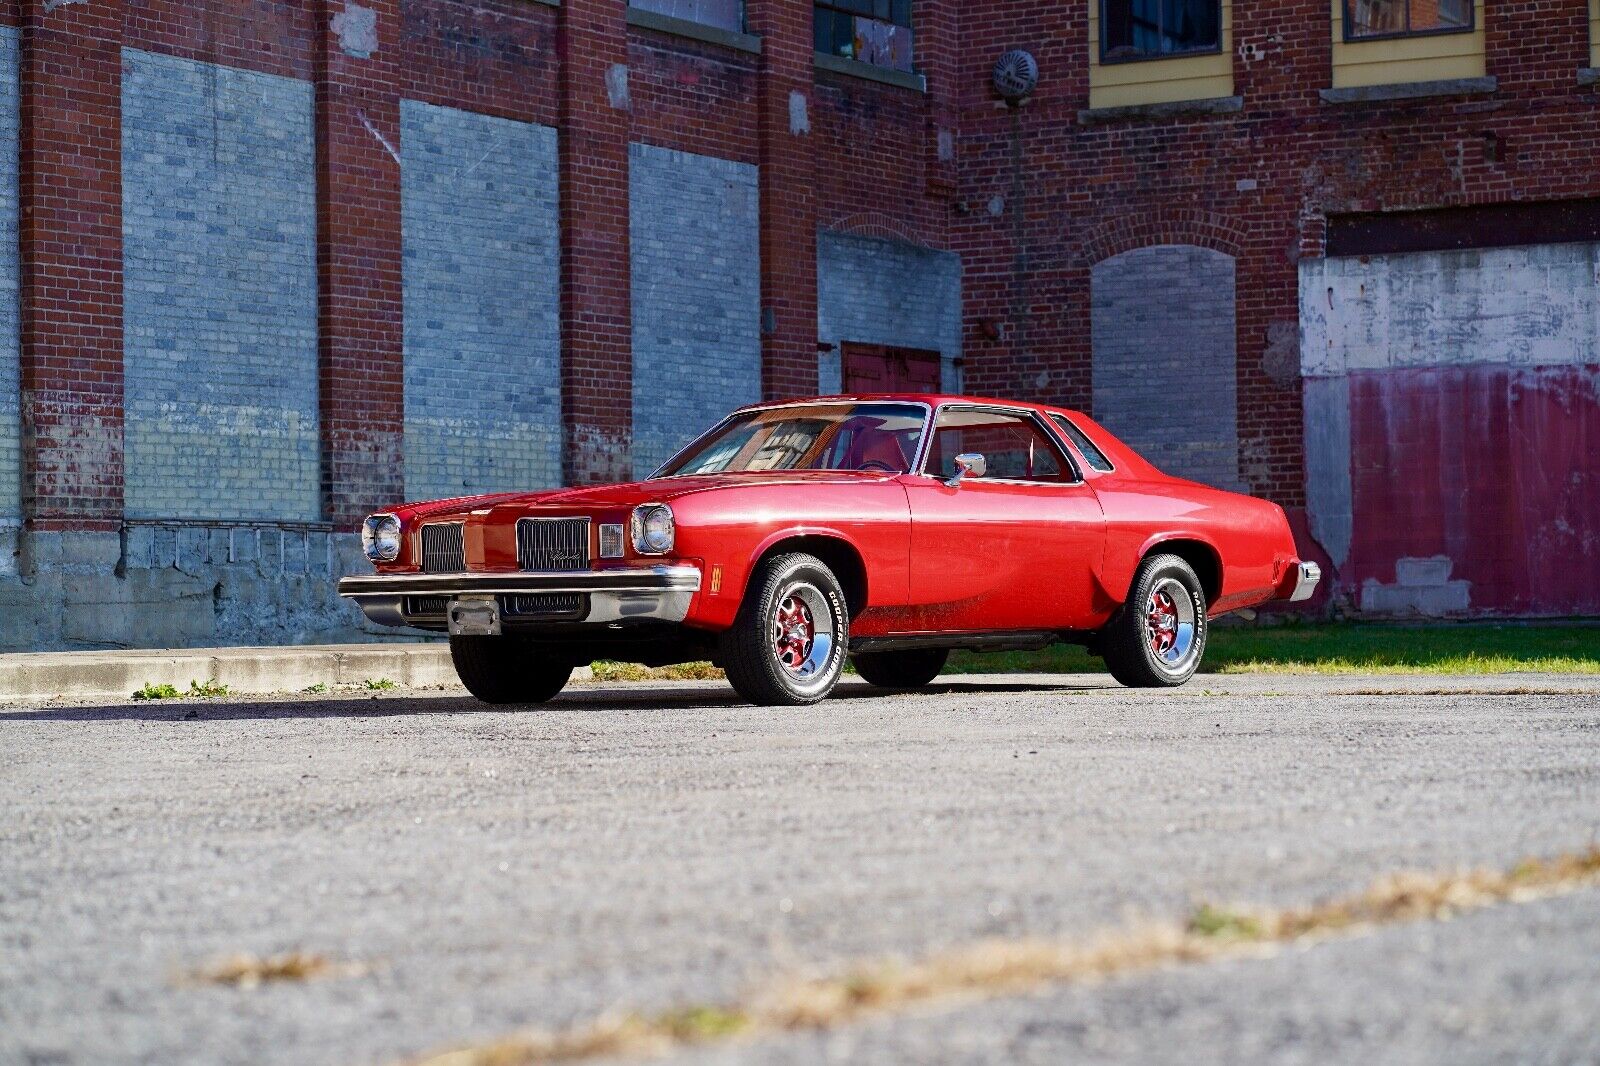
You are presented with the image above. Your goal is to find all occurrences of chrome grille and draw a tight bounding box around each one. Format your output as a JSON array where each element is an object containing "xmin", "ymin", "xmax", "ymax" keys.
[
  {"xmin": 419, "ymin": 523, "xmax": 466, "ymax": 573},
  {"xmin": 517, "ymin": 518, "xmax": 590, "ymax": 572}
]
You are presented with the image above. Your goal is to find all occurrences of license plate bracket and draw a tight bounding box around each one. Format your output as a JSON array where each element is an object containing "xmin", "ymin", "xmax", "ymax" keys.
[{"xmin": 447, "ymin": 595, "xmax": 502, "ymax": 636}]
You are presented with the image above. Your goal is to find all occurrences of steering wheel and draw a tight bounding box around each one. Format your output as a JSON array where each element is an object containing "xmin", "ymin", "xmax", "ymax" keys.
[{"xmin": 856, "ymin": 459, "xmax": 899, "ymax": 473}]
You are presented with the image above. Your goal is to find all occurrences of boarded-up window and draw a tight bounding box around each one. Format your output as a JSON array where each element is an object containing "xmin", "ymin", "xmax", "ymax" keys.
[{"xmin": 630, "ymin": 0, "xmax": 743, "ymax": 33}]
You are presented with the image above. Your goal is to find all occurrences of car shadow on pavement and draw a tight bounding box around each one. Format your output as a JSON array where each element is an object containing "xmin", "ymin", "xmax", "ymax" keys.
[{"xmin": 1, "ymin": 678, "xmax": 1104, "ymax": 722}]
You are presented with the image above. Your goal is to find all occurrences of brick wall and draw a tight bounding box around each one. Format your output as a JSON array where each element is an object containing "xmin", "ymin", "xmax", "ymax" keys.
[
  {"xmin": 816, "ymin": 231, "xmax": 963, "ymax": 394},
  {"xmin": 1090, "ymin": 244, "xmax": 1240, "ymax": 489},
  {"xmin": 400, "ymin": 100, "xmax": 562, "ymax": 500},
  {"xmin": 121, "ymin": 49, "xmax": 319, "ymax": 521},
  {"xmin": 0, "ymin": 26, "xmax": 16, "ymax": 520},
  {"xmin": 629, "ymin": 141, "xmax": 761, "ymax": 477}
]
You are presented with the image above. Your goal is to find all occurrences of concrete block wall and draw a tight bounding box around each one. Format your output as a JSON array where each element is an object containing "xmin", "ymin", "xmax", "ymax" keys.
[
  {"xmin": 1090, "ymin": 245, "xmax": 1240, "ymax": 490},
  {"xmin": 816, "ymin": 231, "xmax": 963, "ymax": 395},
  {"xmin": 0, "ymin": 26, "xmax": 17, "ymax": 520},
  {"xmin": 121, "ymin": 49, "xmax": 320, "ymax": 522},
  {"xmin": 401, "ymin": 100, "xmax": 562, "ymax": 500},
  {"xmin": 629, "ymin": 142, "xmax": 761, "ymax": 477}
]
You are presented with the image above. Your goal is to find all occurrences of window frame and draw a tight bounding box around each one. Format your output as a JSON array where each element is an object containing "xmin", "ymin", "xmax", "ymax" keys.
[
  {"xmin": 1047, "ymin": 413, "xmax": 1117, "ymax": 474},
  {"xmin": 628, "ymin": 0, "xmax": 748, "ymax": 34},
  {"xmin": 1340, "ymin": 0, "xmax": 1476, "ymax": 44},
  {"xmin": 813, "ymin": 0, "xmax": 914, "ymax": 70},
  {"xmin": 1097, "ymin": 0, "xmax": 1225, "ymax": 66},
  {"xmin": 915, "ymin": 404, "xmax": 1084, "ymax": 486}
]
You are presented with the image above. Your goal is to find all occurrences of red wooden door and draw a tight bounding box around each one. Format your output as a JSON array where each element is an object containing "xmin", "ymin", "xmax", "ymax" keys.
[{"xmin": 841, "ymin": 344, "xmax": 941, "ymax": 394}]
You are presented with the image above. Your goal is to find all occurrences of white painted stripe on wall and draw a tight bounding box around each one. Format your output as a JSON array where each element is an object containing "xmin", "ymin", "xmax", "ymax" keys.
[{"xmin": 1300, "ymin": 243, "xmax": 1600, "ymax": 377}]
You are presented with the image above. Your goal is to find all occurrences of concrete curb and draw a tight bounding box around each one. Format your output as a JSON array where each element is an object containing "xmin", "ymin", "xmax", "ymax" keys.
[{"xmin": 0, "ymin": 643, "xmax": 598, "ymax": 702}]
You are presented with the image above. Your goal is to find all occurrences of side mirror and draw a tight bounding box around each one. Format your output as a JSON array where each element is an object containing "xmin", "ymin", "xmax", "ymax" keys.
[{"xmin": 945, "ymin": 452, "xmax": 987, "ymax": 488}]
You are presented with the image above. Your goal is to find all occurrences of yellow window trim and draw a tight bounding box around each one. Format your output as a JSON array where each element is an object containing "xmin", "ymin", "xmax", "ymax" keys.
[
  {"xmin": 1591, "ymin": 0, "xmax": 1599, "ymax": 68},
  {"xmin": 1331, "ymin": 0, "xmax": 1487, "ymax": 89},
  {"xmin": 1088, "ymin": 0, "xmax": 1234, "ymax": 110}
]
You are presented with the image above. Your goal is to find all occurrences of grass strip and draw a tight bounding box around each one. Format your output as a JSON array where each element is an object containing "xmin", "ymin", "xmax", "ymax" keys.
[{"xmin": 404, "ymin": 847, "xmax": 1600, "ymax": 1066}]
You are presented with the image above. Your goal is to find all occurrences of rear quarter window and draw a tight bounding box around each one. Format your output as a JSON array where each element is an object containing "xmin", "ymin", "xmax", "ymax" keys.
[{"xmin": 1049, "ymin": 414, "xmax": 1115, "ymax": 473}]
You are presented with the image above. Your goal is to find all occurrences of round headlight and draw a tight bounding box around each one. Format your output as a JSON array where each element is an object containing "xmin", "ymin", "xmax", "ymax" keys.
[
  {"xmin": 631, "ymin": 504, "xmax": 675, "ymax": 555},
  {"xmin": 361, "ymin": 513, "xmax": 402, "ymax": 563}
]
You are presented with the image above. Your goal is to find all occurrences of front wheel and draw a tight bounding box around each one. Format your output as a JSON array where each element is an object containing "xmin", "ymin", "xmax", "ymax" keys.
[
  {"xmin": 1100, "ymin": 554, "xmax": 1208, "ymax": 688},
  {"xmin": 449, "ymin": 636, "xmax": 573, "ymax": 704},
  {"xmin": 720, "ymin": 553, "xmax": 850, "ymax": 706},
  {"xmin": 852, "ymin": 648, "xmax": 949, "ymax": 690}
]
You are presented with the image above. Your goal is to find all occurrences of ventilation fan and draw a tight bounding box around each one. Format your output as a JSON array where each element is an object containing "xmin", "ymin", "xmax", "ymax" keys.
[{"xmin": 992, "ymin": 50, "xmax": 1039, "ymax": 102}]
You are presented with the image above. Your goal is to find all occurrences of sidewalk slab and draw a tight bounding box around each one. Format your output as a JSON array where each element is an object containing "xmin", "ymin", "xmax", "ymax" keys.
[{"xmin": 0, "ymin": 643, "xmax": 464, "ymax": 702}]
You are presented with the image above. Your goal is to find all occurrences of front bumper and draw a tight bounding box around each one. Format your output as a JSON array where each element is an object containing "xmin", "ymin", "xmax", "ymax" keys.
[
  {"xmin": 338, "ymin": 566, "xmax": 702, "ymax": 631},
  {"xmin": 1284, "ymin": 561, "xmax": 1322, "ymax": 603}
]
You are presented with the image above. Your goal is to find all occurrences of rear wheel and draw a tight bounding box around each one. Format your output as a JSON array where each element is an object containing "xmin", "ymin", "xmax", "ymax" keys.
[
  {"xmin": 720, "ymin": 553, "xmax": 849, "ymax": 706},
  {"xmin": 449, "ymin": 636, "xmax": 573, "ymax": 704},
  {"xmin": 1101, "ymin": 554, "xmax": 1208, "ymax": 688},
  {"xmin": 853, "ymin": 648, "xmax": 949, "ymax": 690}
]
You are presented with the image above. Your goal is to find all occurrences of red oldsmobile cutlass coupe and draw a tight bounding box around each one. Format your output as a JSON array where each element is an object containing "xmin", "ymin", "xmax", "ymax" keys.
[{"xmin": 340, "ymin": 396, "xmax": 1319, "ymax": 705}]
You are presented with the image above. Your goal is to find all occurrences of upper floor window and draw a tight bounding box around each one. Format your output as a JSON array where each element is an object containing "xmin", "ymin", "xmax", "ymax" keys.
[
  {"xmin": 630, "ymin": 0, "xmax": 744, "ymax": 34},
  {"xmin": 814, "ymin": 0, "xmax": 914, "ymax": 72},
  {"xmin": 1100, "ymin": 0, "xmax": 1222, "ymax": 63},
  {"xmin": 1343, "ymin": 0, "xmax": 1472, "ymax": 40}
]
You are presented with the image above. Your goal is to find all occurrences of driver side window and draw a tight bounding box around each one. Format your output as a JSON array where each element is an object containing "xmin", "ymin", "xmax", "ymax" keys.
[{"xmin": 927, "ymin": 409, "xmax": 1078, "ymax": 483}]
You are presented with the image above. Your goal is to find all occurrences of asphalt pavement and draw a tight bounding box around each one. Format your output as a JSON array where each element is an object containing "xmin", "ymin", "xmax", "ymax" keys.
[{"xmin": 2, "ymin": 672, "xmax": 1597, "ymax": 1066}]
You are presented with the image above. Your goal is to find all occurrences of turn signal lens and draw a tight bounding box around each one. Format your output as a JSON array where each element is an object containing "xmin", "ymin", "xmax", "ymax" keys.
[
  {"xmin": 630, "ymin": 504, "xmax": 675, "ymax": 555},
  {"xmin": 361, "ymin": 513, "xmax": 402, "ymax": 563}
]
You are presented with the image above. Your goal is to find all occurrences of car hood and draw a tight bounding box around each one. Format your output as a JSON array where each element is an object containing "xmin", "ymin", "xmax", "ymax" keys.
[{"xmin": 397, "ymin": 471, "xmax": 896, "ymax": 520}]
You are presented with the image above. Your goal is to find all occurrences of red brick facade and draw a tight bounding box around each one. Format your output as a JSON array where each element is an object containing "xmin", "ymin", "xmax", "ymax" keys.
[{"xmin": 7, "ymin": 0, "xmax": 1599, "ymax": 592}]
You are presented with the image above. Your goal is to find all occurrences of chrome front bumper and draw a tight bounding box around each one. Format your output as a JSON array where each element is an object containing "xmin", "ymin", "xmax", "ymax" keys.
[
  {"xmin": 338, "ymin": 566, "xmax": 702, "ymax": 631},
  {"xmin": 1286, "ymin": 561, "xmax": 1322, "ymax": 603}
]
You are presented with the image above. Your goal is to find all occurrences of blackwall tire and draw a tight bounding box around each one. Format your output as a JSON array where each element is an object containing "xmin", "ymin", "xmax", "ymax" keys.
[
  {"xmin": 1101, "ymin": 554, "xmax": 1208, "ymax": 688},
  {"xmin": 852, "ymin": 648, "xmax": 949, "ymax": 690},
  {"xmin": 449, "ymin": 636, "xmax": 573, "ymax": 705},
  {"xmin": 720, "ymin": 553, "xmax": 850, "ymax": 706}
]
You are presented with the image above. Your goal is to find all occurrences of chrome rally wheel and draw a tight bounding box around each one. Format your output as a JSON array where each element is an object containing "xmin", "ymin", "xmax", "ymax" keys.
[
  {"xmin": 721, "ymin": 553, "xmax": 849, "ymax": 706},
  {"xmin": 1145, "ymin": 577, "xmax": 1199, "ymax": 672},
  {"xmin": 1102, "ymin": 554, "xmax": 1208, "ymax": 688},
  {"xmin": 772, "ymin": 584, "xmax": 836, "ymax": 682}
]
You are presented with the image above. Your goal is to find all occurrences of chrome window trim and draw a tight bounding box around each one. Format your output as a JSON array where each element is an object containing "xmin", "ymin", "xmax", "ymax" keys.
[
  {"xmin": 915, "ymin": 403, "xmax": 1084, "ymax": 485},
  {"xmin": 1044, "ymin": 411, "xmax": 1117, "ymax": 474},
  {"xmin": 647, "ymin": 399, "xmax": 936, "ymax": 480}
]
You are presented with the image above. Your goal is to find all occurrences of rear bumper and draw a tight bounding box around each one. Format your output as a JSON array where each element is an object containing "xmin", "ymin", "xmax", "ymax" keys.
[
  {"xmin": 338, "ymin": 566, "xmax": 702, "ymax": 630},
  {"xmin": 1283, "ymin": 561, "xmax": 1322, "ymax": 603}
]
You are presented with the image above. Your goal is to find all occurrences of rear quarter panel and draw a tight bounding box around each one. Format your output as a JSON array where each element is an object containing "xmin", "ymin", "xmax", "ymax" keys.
[{"xmin": 1092, "ymin": 477, "xmax": 1296, "ymax": 614}]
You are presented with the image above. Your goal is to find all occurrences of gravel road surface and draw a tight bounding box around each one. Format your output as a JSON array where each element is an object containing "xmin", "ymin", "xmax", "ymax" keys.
[{"xmin": 3, "ymin": 673, "xmax": 1597, "ymax": 1066}]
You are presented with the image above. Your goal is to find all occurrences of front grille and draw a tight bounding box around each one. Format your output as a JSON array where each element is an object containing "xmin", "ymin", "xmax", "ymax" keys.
[
  {"xmin": 403, "ymin": 595, "xmax": 450, "ymax": 618},
  {"xmin": 502, "ymin": 593, "xmax": 585, "ymax": 619},
  {"xmin": 517, "ymin": 518, "xmax": 590, "ymax": 572},
  {"xmin": 420, "ymin": 523, "xmax": 466, "ymax": 573}
]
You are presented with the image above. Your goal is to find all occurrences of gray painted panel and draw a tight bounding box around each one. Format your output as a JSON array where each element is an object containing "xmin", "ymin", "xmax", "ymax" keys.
[
  {"xmin": 401, "ymin": 100, "xmax": 562, "ymax": 499},
  {"xmin": 1091, "ymin": 244, "xmax": 1240, "ymax": 489},
  {"xmin": 629, "ymin": 142, "xmax": 761, "ymax": 479},
  {"xmin": 122, "ymin": 49, "xmax": 320, "ymax": 521}
]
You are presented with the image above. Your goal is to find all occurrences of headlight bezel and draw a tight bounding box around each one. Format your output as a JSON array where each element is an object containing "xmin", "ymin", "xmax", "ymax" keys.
[
  {"xmin": 361, "ymin": 513, "xmax": 403, "ymax": 563},
  {"xmin": 630, "ymin": 503, "xmax": 675, "ymax": 556}
]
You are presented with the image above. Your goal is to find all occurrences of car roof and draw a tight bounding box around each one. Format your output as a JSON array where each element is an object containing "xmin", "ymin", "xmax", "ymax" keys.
[{"xmin": 739, "ymin": 394, "xmax": 1090, "ymax": 421}]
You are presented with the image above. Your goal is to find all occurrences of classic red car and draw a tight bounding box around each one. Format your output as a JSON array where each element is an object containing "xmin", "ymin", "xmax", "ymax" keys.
[{"xmin": 339, "ymin": 396, "xmax": 1319, "ymax": 705}]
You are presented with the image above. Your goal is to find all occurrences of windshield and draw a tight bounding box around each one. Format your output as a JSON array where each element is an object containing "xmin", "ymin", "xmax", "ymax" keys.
[{"xmin": 657, "ymin": 403, "xmax": 928, "ymax": 477}]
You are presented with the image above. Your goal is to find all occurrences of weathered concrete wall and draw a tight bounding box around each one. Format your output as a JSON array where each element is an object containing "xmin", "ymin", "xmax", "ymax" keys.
[
  {"xmin": 121, "ymin": 49, "xmax": 320, "ymax": 521},
  {"xmin": 628, "ymin": 142, "xmax": 761, "ymax": 478},
  {"xmin": 1300, "ymin": 244, "xmax": 1600, "ymax": 617},
  {"xmin": 401, "ymin": 100, "xmax": 562, "ymax": 500},
  {"xmin": 0, "ymin": 526, "xmax": 376, "ymax": 652},
  {"xmin": 816, "ymin": 231, "xmax": 963, "ymax": 397},
  {"xmin": 0, "ymin": 27, "xmax": 18, "ymax": 520},
  {"xmin": 1091, "ymin": 244, "xmax": 1240, "ymax": 490}
]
